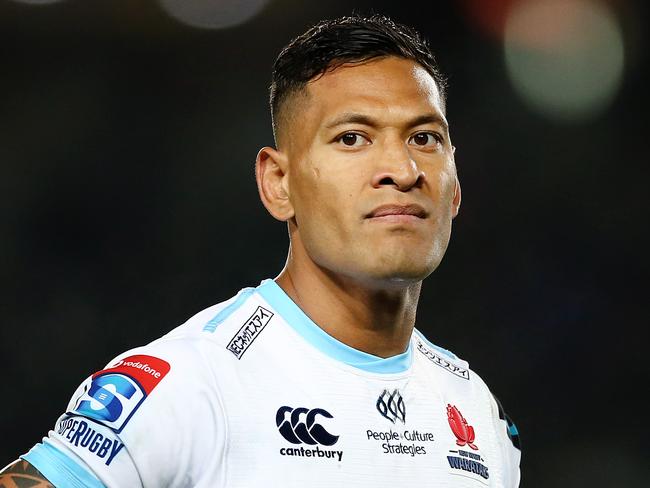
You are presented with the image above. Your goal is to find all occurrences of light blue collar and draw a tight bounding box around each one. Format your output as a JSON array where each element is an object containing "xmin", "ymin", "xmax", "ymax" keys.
[{"xmin": 256, "ymin": 279, "xmax": 413, "ymax": 374}]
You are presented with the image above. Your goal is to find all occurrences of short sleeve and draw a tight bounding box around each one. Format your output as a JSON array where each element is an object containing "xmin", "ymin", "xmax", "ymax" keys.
[{"xmin": 24, "ymin": 337, "xmax": 226, "ymax": 487}]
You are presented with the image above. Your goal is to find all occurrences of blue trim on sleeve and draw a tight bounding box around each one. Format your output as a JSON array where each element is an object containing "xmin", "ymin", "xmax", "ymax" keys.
[
  {"xmin": 21, "ymin": 441, "xmax": 106, "ymax": 488},
  {"xmin": 256, "ymin": 279, "xmax": 412, "ymax": 374},
  {"xmin": 203, "ymin": 287, "xmax": 255, "ymax": 332},
  {"xmin": 508, "ymin": 422, "xmax": 519, "ymax": 437}
]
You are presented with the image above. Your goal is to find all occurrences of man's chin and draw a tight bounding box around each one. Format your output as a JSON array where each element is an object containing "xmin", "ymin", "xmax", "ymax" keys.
[{"xmin": 360, "ymin": 264, "xmax": 436, "ymax": 288}]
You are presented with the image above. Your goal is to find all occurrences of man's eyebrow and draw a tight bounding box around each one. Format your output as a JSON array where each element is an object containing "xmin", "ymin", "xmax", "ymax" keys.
[
  {"xmin": 408, "ymin": 113, "xmax": 449, "ymax": 135},
  {"xmin": 324, "ymin": 113, "xmax": 378, "ymax": 129},
  {"xmin": 409, "ymin": 114, "xmax": 449, "ymax": 134},
  {"xmin": 324, "ymin": 112, "xmax": 449, "ymax": 134}
]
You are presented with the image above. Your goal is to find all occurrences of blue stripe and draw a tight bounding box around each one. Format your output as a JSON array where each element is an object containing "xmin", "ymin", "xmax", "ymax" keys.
[
  {"xmin": 203, "ymin": 287, "xmax": 255, "ymax": 332},
  {"xmin": 413, "ymin": 328, "xmax": 458, "ymax": 359},
  {"xmin": 21, "ymin": 441, "xmax": 106, "ymax": 488},
  {"xmin": 508, "ymin": 423, "xmax": 519, "ymax": 437},
  {"xmin": 256, "ymin": 279, "xmax": 412, "ymax": 374}
]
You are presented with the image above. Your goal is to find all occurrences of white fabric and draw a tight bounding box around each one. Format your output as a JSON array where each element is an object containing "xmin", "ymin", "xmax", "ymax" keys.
[{"xmin": 38, "ymin": 280, "xmax": 520, "ymax": 487}]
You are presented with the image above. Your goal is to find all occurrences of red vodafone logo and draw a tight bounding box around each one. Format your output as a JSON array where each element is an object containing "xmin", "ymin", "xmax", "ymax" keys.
[
  {"xmin": 446, "ymin": 404, "xmax": 478, "ymax": 450},
  {"xmin": 98, "ymin": 355, "xmax": 170, "ymax": 394}
]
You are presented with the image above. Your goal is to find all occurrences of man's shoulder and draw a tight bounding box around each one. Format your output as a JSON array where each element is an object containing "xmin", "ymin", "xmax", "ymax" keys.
[
  {"xmin": 56, "ymin": 287, "xmax": 268, "ymax": 440},
  {"xmin": 67, "ymin": 285, "xmax": 264, "ymax": 393},
  {"xmin": 163, "ymin": 286, "xmax": 258, "ymax": 339},
  {"xmin": 152, "ymin": 283, "xmax": 269, "ymax": 341},
  {"xmin": 136, "ymin": 282, "xmax": 278, "ymax": 365},
  {"xmin": 411, "ymin": 328, "xmax": 477, "ymax": 383}
]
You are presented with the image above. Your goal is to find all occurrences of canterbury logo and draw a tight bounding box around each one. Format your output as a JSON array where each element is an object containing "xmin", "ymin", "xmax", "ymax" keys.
[
  {"xmin": 376, "ymin": 389, "xmax": 406, "ymax": 424},
  {"xmin": 276, "ymin": 406, "xmax": 339, "ymax": 446}
]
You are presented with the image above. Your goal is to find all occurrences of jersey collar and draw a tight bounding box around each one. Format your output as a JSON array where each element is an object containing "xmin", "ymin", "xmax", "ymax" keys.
[{"xmin": 256, "ymin": 279, "xmax": 413, "ymax": 374}]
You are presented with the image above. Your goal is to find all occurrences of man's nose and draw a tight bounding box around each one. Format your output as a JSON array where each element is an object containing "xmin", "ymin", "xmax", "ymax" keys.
[{"xmin": 371, "ymin": 138, "xmax": 425, "ymax": 191}]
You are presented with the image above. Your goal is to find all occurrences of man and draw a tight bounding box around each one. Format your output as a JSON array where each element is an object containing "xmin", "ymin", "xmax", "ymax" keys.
[{"xmin": 1, "ymin": 14, "xmax": 521, "ymax": 487}]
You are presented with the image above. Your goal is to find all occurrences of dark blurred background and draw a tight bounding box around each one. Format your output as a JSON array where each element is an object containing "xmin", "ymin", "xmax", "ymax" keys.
[{"xmin": 1, "ymin": 0, "xmax": 648, "ymax": 485}]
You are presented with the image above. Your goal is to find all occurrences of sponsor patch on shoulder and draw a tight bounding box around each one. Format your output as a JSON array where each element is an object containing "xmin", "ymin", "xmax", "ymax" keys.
[
  {"xmin": 226, "ymin": 305, "xmax": 274, "ymax": 359},
  {"xmin": 71, "ymin": 354, "xmax": 170, "ymax": 433},
  {"xmin": 416, "ymin": 340, "xmax": 470, "ymax": 380},
  {"xmin": 57, "ymin": 416, "xmax": 125, "ymax": 466}
]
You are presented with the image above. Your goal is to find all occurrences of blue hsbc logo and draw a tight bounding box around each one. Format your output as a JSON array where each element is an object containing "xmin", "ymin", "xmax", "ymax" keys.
[{"xmin": 73, "ymin": 373, "xmax": 145, "ymax": 433}]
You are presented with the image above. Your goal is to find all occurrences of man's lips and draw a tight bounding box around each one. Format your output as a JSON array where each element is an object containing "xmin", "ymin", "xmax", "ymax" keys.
[{"xmin": 365, "ymin": 204, "xmax": 428, "ymax": 219}]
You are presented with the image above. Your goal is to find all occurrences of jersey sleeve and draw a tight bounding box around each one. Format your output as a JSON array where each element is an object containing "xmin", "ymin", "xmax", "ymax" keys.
[
  {"xmin": 22, "ymin": 337, "xmax": 227, "ymax": 487},
  {"xmin": 490, "ymin": 393, "xmax": 521, "ymax": 488}
]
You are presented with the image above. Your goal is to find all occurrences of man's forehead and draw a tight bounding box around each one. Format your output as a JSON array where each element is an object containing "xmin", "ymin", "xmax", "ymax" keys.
[{"xmin": 305, "ymin": 57, "xmax": 444, "ymax": 118}]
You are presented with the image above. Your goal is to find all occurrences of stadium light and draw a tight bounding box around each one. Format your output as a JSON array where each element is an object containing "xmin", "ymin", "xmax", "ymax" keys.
[
  {"xmin": 503, "ymin": 0, "xmax": 625, "ymax": 123},
  {"xmin": 158, "ymin": 0, "xmax": 270, "ymax": 30}
]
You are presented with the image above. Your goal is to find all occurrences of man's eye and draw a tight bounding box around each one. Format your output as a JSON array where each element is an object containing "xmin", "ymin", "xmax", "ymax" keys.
[
  {"xmin": 338, "ymin": 133, "xmax": 368, "ymax": 147},
  {"xmin": 409, "ymin": 132, "xmax": 442, "ymax": 147}
]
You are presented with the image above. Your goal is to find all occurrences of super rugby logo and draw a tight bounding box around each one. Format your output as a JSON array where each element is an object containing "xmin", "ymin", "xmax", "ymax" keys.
[
  {"xmin": 72, "ymin": 355, "xmax": 170, "ymax": 433},
  {"xmin": 57, "ymin": 417, "xmax": 124, "ymax": 466},
  {"xmin": 276, "ymin": 406, "xmax": 343, "ymax": 461}
]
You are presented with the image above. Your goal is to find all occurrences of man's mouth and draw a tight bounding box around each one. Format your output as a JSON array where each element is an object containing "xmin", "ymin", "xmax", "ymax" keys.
[{"xmin": 365, "ymin": 204, "xmax": 428, "ymax": 223}]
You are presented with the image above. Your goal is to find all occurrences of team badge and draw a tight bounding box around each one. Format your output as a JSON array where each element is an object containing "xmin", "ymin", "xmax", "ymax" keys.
[
  {"xmin": 447, "ymin": 404, "xmax": 478, "ymax": 450},
  {"xmin": 72, "ymin": 354, "xmax": 170, "ymax": 433},
  {"xmin": 446, "ymin": 404, "xmax": 489, "ymax": 481}
]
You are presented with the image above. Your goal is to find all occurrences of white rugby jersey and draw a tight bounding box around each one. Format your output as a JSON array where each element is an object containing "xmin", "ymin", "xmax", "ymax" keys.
[{"xmin": 23, "ymin": 279, "xmax": 521, "ymax": 487}]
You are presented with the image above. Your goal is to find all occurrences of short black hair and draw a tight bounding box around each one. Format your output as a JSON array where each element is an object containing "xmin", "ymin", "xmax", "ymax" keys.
[{"xmin": 270, "ymin": 14, "xmax": 447, "ymax": 144}]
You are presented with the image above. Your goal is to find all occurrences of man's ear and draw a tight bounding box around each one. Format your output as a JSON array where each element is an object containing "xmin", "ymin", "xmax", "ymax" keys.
[
  {"xmin": 452, "ymin": 175, "xmax": 461, "ymax": 219},
  {"xmin": 255, "ymin": 146, "xmax": 294, "ymax": 221}
]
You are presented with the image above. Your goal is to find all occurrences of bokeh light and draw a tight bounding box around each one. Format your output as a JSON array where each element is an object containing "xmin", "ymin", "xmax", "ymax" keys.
[
  {"xmin": 8, "ymin": 0, "xmax": 66, "ymax": 4},
  {"xmin": 503, "ymin": 0, "xmax": 625, "ymax": 123},
  {"xmin": 460, "ymin": 0, "xmax": 517, "ymax": 39},
  {"xmin": 159, "ymin": 0, "xmax": 270, "ymax": 30}
]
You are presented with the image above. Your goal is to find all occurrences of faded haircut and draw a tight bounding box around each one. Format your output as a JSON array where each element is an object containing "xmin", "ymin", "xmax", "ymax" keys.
[{"xmin": 269, "ymin": 14, "xmax": 447, "ymax": 145}]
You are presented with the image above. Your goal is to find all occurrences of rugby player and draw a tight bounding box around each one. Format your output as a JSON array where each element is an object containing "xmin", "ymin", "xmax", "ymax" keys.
[{"xmin": 1, "ymin": 14, "xmax": 521, "ymax": 487}]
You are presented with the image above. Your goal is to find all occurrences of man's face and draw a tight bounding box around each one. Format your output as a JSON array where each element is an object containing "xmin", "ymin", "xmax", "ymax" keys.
[{"xmin": 283, "ymin": 56, "xmax": 460, "ymax": 286}]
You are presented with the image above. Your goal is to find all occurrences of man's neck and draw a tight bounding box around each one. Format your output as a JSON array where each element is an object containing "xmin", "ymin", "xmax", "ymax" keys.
[{"xmin": 275, "ymin": 250, "xmax": 421, "ymax": 358}]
